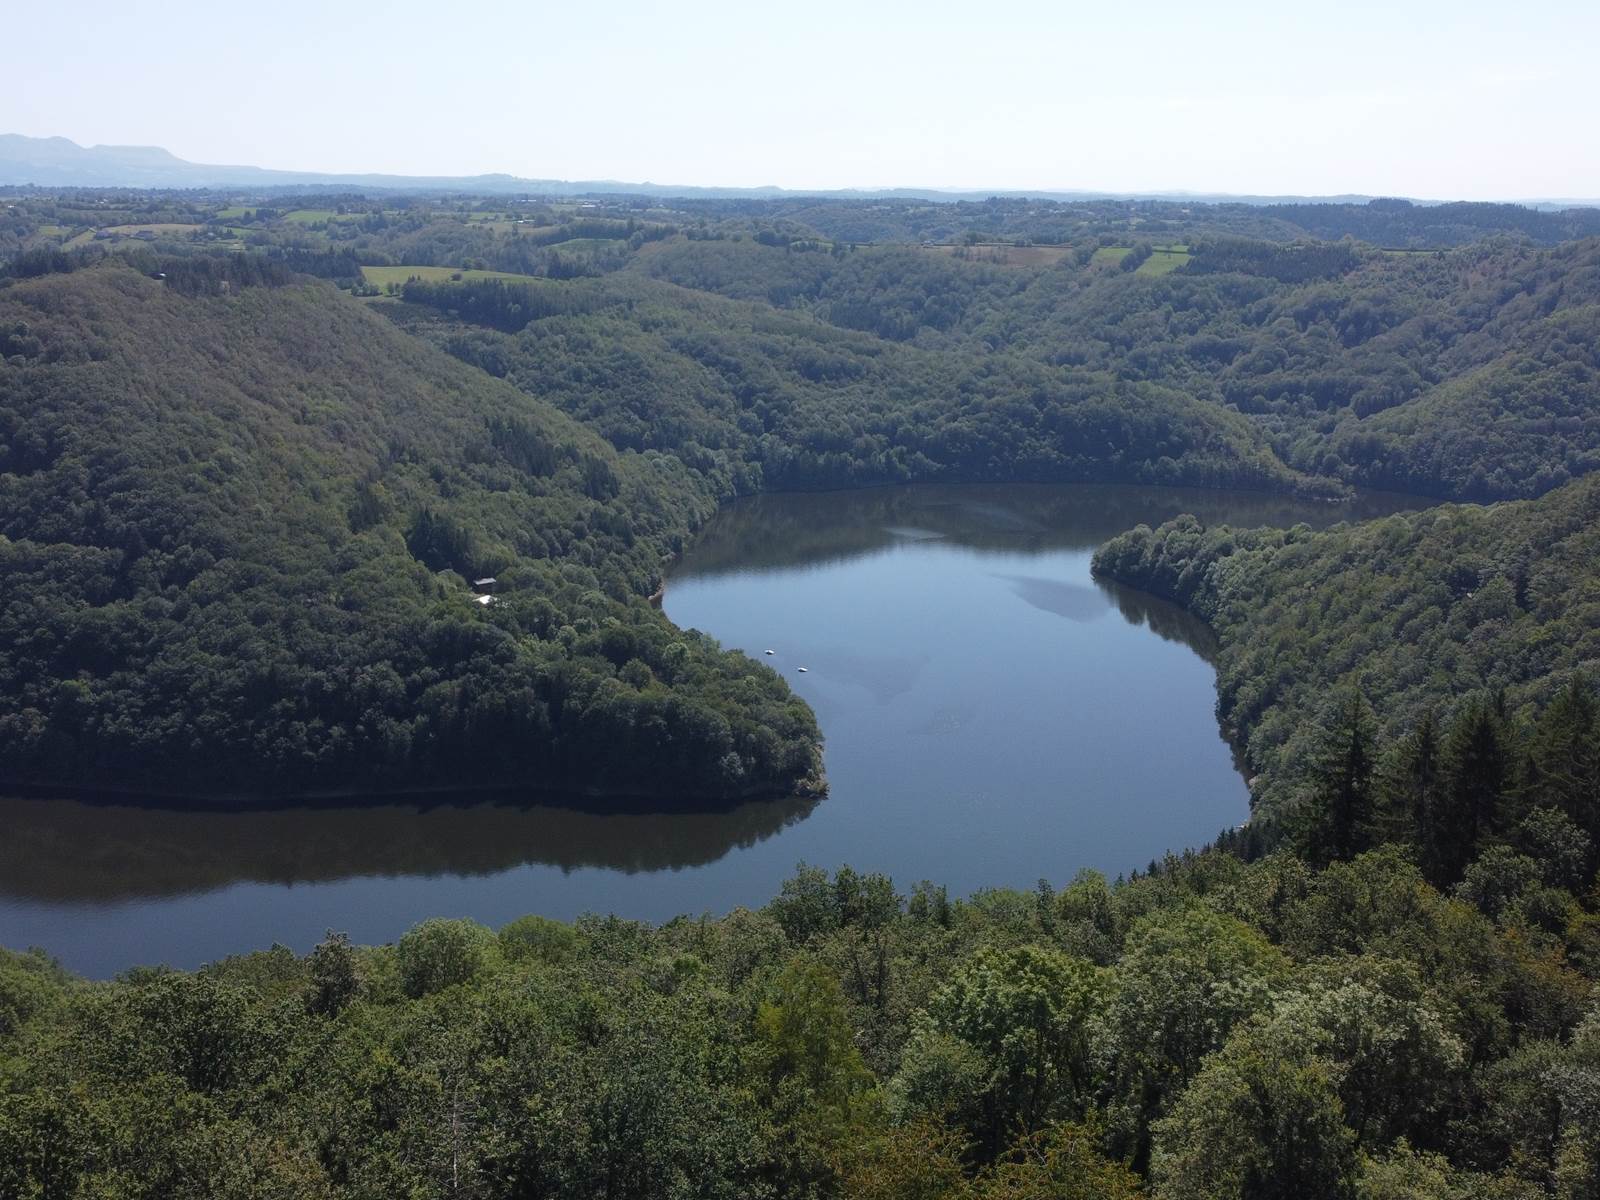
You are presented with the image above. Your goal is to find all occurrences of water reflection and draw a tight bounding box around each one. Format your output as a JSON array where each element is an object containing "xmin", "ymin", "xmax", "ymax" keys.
[
  {"xmin": 999, "ymin": 574, "xmax": 1115, "ymax": 622},
  {"xmin": 672, "ymin": 481, "xmax": 1419, "ymax": 579},
  {"xmin": 0, "ymin": 791, "xmax": 820, "ymax": 904},
  {"xmin": 1099, "ymin": 577, "xmax": 1223, "ymax": 661}
]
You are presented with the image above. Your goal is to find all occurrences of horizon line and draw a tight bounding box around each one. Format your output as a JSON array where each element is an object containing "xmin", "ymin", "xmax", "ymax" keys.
[{"xmin": 5, "ymin": 133, "xmax": 1600, "ymax": 208}]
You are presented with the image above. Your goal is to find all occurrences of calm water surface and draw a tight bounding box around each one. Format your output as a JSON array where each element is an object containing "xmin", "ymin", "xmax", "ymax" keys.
[{"xmin": 0, "ymin": 483, "xmax": 1424, "ymax": 975}]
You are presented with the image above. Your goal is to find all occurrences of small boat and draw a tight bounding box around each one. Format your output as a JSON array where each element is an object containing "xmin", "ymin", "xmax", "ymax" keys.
[
  {"xmin": 797, "ymin": 667, "xmax": 808, "ymax": 673},
  {"xmin": 765, "ymin": 649, "xmax": 775, "ymax": 655}
]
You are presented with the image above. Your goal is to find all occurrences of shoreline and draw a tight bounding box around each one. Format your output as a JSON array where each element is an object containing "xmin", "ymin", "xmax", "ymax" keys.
[{"xmin": 0, "ymin": 764, "xmax": 828, "ymax": 815}]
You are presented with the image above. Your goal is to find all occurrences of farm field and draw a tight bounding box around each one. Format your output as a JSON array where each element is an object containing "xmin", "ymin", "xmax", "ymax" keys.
[
  {"xmin": 926, "ymin": 242, "xmax": 1072, "ymax": 267},
  {"xmin": 1135, "ymin": 245, "xmax": 1192, "ymax": 275},
  {"xmin": 282, "ymin": 209, "xmax": 360, "ymax": 225},
  {"xmin": 539, "ymin": 236, "xmax": 623, "ymax": 252},
  {"xmin": 64, "ymin": 223, "xmax": 205, "ymax": 247},
  {"xmin": 1087, "ymin": 244, "xmax": 1193, "ymax": 274},
  {"xmin": 358, "ymin": 264, "xmax": 546, "ymax": 287},
  {"xmin": 1089, "ymin": 245, "xmax": 1132, "ymax": 266}
]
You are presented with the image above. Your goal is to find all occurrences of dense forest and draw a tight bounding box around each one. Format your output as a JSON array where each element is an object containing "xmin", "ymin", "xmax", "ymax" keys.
[
  {"xmin": 88, "ymin": 183, "xmax": 1584, "ymax": 504},
  {"xmin": 395, "ymin": 271, "xmax": 1305, "ymax": 496},
  {"xmin": 0, "ymin": 259, "xmax": 818, "ymax": 798},
  {"xmin": 1093, "ymin": 474, "xmax": 1600, "ymax": 828},
  {"xmin": 380, "ymin": 232, "xmax": 1600, "ymax": 505},
  {"xmin": 625, "ymin": 235, "xmax": 1600, "ymax": 501},
  {"xmin": 4, "ymin": 188, "xmax": 1600, "ymax": 1196}
]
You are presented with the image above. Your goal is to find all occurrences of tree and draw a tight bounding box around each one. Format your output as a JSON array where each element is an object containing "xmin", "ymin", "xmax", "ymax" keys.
[
  {"xmin": 1455, "ymin": 847, "xmax": 1542, "ymax": 923},
  {"xmin": 0, "ymin": 948, "xmax": 69, "ymax": 1042},
  {"xmin": 1431, "ymin": 697, "xmax": 1513, "ymax": 884},
  {"xmin": 497, "ymin": 914, "xmax": 580, "ymax": 966},
  {"xmin": 1105, "ymin": 907, "xmax": 1289, "ymax": 1167},
  {"xmin": 1053, "ymin": 869, "xmax": 1119, "ymax": 964},
  {"xmin": 835, "ymin": 1120, "xmax": 970, "ymax": 1200},
  {"xmin": 1469, "ymin": 1005, "xmax": 1600, "ymax": 1194},
  {"xmin": 1257, "ymin": 957, "xmax": 1464, "ymax": 1151},
  {"xmin": 1377, "ymin": 711, "xmax": 1441, "ymax": 865},
  {"xmin": 1522, "ymin": 675, "xmax": 1600, "ymax": 837},
  {"xmin": 895, "ymin": 945, "xmax": 1107, "ymax": 1157},
  {"xmin": 750, "ymin": 956, "xmax": 875, "ymax": 1195},
  {"xmin": 1150, "ymin": 1020, "xmax": 1358, "ymax": 1200},
  {"xmin": 751, "ymin": 956, "xmax": 872, "ymax": 1121},
  {"xmin": 1514, "ymin": 806, "xmax": 1594, "ymax": 891},
  {"xmin": 1352, "ymin": 1143, "xmax": 1511, "ymax": 1200},
  {"xmin": 1298, "ymin": 689, "xmax": 1378, "ymax": 865},
  {"xmin": 306, "ymin": 930, "xmax": 360, "ymax": 1016},
  {"xmin": 768, "ymin": 864, "xmax": 841, "ymax": 943},
  {"xmin": 975, "ymin": 1122, "xmax": 1143, "ymax": 1199},
  {"xmin": 396, "ymin": 919, "xmax": 496, "ymax": 998}
]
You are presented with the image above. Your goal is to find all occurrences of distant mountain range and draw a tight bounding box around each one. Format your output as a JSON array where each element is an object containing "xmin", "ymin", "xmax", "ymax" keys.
[{"xmin": 3, "ymin": 135, "xmax": 1597, "ymax": 209}]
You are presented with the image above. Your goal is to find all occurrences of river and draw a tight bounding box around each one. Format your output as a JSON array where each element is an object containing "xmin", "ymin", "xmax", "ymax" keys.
[{"xmin": 0, "ymin": 482, "xmax": 1423, "ymax": 975}]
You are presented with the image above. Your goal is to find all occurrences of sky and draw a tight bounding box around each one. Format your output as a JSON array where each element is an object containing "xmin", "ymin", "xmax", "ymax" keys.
[{"xmin": 8, "ymin": 0, "xmax": 1600, "ymax": 200}]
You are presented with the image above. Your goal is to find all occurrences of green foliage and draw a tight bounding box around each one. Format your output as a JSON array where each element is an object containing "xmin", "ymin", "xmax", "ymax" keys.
[
  {"xmin": 405, "ymin": 265, "xmax": 1311, "ymax": 503},
  {"xmin": 1297, "ymin": 688, "xmax": 1379, "ymax": 865},
  {"xmin": 396, "ymin": 918, "xmax": 496, "ymax": 997},
  {"xmin": 0, "ymin": 261, "xmax": 819, "ymax": 799},
  {"xmin": 1357, "ymin": 1144, "xmax": 1542, "ymax": 1200},
  {"xmin": 751, "ymin": 956, "xmax": 876, "ymax": 1193},
  {"xmin": 496, "ymin": 913, "xmax": 580, "ymax": 965},
  {"xmin": 1094, "ymin": 480, "xmax": 1600, "ymax": 825},
  {"xmin": 752, "ymin": 956, "xmax": 873, "ymax": 1118},
  {"xmin": 1254, "ymin": 957, "xmax": 1465, "ymax": 1150},
  {"xmin": 1150, "ymin": 1020, "xmax": 1359, "ymax": 1199},
  {"xmin": 634, "ymin": 232, "xmax": 1600, "ymax": 502},
  {"xmin": 0, "ymin": 947, "xmax": 70, "ymax": 1042},
  {"xmin": 1105, "ymin": 906, "xmax": 1290, "ymax": 1165},
  {"xmin": 306, "ymin": 930, "xmax": 361, "ymax": 1017},
  {"xmin": 0, "ymin": 848, "xmax": 1596, "ymax": 1196},
  {"xmin": 1523, "ymin": 675, "xmax": 1600, "ymax": 836},
  {"xmin": 972, "ymin": 1122, "xmax": 1144, "ymax": 1199},
  {"xmin": 897, "ymin": 945, "xmax": 1106, "ymax": 1154},
  {"xmin": 834, "ymin": 1118, "xmax": 972, "ymax": 1200}
]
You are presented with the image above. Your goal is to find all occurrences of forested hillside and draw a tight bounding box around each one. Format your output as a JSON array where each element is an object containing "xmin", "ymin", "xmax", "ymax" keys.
[
  {"xmin": 633, "ymin": 235, "xmax": 1600, "ymax": 501},
  {"xmin": 764, "ymin": 195, "xmax": 1600, "ymax": 248},
  {"xmin": 0, "ymin": 258, "xmax": 819, "ymax": 798},
  {"xmin": 11, "ymin": 188, "xmax": 1600, "ymax": 501},
  {"xmin": 395, "ymin": 271, "xmax": 1306, "ymax": 497},
  {"xmin": 1094, "ymin": 475, "xmax": 1600, "ymax": 831}
]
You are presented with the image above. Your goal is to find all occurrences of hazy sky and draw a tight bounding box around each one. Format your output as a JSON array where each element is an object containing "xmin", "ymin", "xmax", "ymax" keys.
[{"xmin": 10, "ymin": 0, "xmax": 1599, "ymax": 199}]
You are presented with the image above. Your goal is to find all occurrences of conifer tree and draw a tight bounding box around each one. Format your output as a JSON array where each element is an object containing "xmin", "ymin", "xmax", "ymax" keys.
[
  {"xmin": 1378, "ymin": 710, "xmax": 1441, "ymax": 863},
  {"xmin": 1522, "ymin": 675, "xmax": 1600, "ymax": 836},
  {"xmin": 1298, "ymin": 688, "xmax": 1378, "ymax": 866},
  {"xmin": 1432, "ymin": 696, "xmax": 1512, "ymax": 884}
]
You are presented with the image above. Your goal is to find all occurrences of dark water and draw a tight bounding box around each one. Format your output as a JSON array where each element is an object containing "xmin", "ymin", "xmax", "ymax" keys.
[{"xmin": 0, "ymin": 483, "xmax": 1425, "ymax": 976}]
